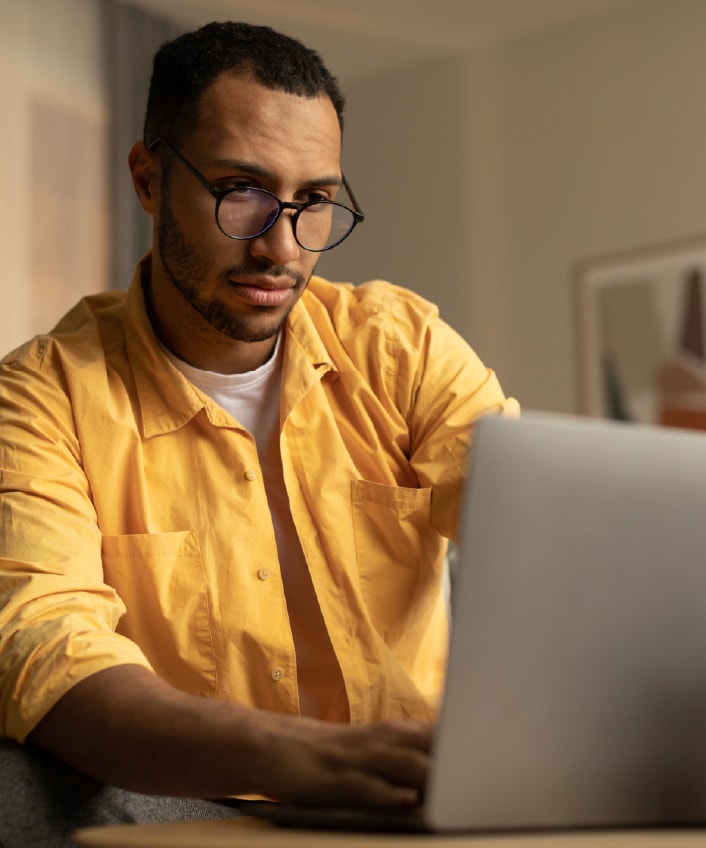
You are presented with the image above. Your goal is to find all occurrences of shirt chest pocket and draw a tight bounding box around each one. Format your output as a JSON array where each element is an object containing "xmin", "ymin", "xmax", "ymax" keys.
[
  {"xmin": 351, "ymin": 480, "xmax": 444, "ymax": 643},
  {"xmin": 101, "ymin": 530, "xmax": 217, "ymax": 697}
]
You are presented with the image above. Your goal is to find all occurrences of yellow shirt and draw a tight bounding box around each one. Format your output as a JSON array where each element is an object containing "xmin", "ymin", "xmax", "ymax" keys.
[{"xmin": 0, "ymin": 259, "xmax": 519, "ymax": 741}]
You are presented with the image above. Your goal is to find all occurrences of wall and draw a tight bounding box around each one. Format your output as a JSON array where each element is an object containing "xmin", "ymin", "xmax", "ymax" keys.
[
  {"xmin": 316, "ymin": 53, "xmax": 472, "ymax": 330},
  {"xmin": 0, "ymin": 0, "xmax": 107, "ymax": 355},
  {"xmin": 321, "ymin": 0, "xmax": 706, "ymax": 413}
]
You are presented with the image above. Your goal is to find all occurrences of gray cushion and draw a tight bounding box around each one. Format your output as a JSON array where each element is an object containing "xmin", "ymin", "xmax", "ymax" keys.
[{"xmin": 0, "ymin": 738, "xmax": 237, "ymax": 848}]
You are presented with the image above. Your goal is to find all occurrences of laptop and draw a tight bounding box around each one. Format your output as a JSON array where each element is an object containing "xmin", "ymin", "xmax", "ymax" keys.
[{"xmin": 232, "ymin": 411, "xmax": 706, "ymax": 832}]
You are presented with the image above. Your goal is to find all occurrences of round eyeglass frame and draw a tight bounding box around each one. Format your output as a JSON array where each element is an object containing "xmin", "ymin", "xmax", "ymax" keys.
[{"xmin": 149, "ymin": 137, "xmax": 365, "ymax": 252}]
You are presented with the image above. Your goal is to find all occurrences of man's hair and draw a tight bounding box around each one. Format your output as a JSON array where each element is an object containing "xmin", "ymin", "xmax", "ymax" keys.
[{"xmin": 143, "ymin": 21, "xmax": 345, "ymax": 145}]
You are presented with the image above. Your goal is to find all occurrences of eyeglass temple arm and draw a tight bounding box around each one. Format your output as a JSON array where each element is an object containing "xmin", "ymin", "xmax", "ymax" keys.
[{"xmin": 342, "ymin": 175, "xmax": 365, "ymax": 221}]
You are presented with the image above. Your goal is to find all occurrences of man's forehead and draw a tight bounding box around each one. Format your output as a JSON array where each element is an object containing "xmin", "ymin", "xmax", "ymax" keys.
[
  {"xmin": 196, "ymin": 72, "xmax": 340, "ymax": 134},
  {"xmin": 183, "ymin": 76, "xmax": 342, "ymax": 179}
]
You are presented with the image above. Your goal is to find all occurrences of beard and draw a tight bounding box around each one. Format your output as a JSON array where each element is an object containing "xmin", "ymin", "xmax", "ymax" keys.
[{"xmin": 156, "ymin": 194, "xmax": 309, "ymax": 343}]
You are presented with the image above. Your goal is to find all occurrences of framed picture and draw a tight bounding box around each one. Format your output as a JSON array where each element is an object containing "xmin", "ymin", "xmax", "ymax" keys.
[{"xmin": 574, "ymin": 235, "xmax": 706, "ymax": 430}]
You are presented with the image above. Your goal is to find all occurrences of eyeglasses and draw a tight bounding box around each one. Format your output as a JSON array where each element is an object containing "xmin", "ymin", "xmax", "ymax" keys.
[{"xmin": 149, "ymin": 138, "xmax": 365, "ymax": 252}]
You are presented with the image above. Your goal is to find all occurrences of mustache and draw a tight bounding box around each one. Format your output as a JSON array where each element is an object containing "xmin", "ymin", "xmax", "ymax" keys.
[{"xmin": 223, "ymin": 264, "xmax": 306, "ymax": 287}]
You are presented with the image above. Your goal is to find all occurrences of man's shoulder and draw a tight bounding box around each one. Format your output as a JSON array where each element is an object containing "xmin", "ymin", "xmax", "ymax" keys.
[
  {"xmin": 303, "ymin": 275, "xmax": 440, "ymax": 330},
  {"xmin": 1, "ymin": 291, "xmax": 128, "ymax": 372}
]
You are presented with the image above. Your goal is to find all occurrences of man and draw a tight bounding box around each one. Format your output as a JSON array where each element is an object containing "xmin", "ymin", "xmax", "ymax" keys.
[{"xmin": 0, "ymin": 20, "xmax": 518, "ymax": 841}]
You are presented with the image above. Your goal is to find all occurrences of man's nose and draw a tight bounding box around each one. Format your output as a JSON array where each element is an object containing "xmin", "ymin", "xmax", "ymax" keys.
[{"xmin": 248, "ymin": 211, "xmax": 301, "ymax": 266}]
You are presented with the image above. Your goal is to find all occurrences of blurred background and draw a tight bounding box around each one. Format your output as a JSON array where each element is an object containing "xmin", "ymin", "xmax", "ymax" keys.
[{"xmin": 2, "ymin": 0, "xmax": 705, "ymax": 416}]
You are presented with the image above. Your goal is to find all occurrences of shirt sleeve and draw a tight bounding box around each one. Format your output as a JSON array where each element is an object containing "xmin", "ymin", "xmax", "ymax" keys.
[
  {"xmin": 397, "ymin": 308, "xmax": 520, "ymax": 540},
  {"xmin": 0, "ymin": 346, "xmax": 153, "ymax": 742}
]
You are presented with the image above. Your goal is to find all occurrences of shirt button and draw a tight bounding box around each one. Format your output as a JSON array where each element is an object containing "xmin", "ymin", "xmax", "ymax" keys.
[
  {"xmin": 257, "ymin": 567, "xmax": 271, "ymax": 581},
  {"xmin": 244, "ymin": 469, "xmax": 257, "ymax": 481},
  {"xmin": 270, "ymin": 667, "xmax": 284, "ymax": 682}
]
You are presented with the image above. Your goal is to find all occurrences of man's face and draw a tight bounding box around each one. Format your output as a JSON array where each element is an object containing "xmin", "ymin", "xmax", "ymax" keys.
[{"xmin": 147, "ymin": 73, "xmax": 342, "ymax": 371}]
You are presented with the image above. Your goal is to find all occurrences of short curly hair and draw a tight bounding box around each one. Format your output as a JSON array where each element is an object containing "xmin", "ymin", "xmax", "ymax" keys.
[{"xmin": 143, "ymin": 21, "xmax": 345, "ymax": 146}]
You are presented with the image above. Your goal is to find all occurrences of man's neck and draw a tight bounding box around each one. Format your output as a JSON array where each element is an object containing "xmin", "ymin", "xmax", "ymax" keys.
[{"xmin": 142, "ymin": 266, "xmax": 281, "ymax": 375}]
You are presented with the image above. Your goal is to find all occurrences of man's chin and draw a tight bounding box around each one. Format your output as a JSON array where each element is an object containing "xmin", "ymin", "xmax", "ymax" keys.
[{"xmin": 207, "ymin": 309, "xmax": 289, "ymax": 345}]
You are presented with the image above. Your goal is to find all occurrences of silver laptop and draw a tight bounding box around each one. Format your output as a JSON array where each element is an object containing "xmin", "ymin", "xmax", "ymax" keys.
[{"xmin": 239, "ymin": 411, "xmax": 706, "ymax": 832}]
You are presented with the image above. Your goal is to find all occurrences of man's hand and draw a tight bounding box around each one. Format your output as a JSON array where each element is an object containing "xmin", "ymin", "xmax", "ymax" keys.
[
  {"xmin": 28, "ymin": 665, "xmax": 432, "ymax": 806},
  {"xmin": 256, "ymin": 716, "xmax": 432, "ymax": 807}
]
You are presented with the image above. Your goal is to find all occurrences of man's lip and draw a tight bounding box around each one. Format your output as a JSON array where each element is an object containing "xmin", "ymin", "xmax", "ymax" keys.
[
  {"xmin": 228, "ymin": 276, "xmax": 295, "ymax": 291},
  {"xmin": 227, "ymin": 278, "xmax": 295, "ymax": 307}
]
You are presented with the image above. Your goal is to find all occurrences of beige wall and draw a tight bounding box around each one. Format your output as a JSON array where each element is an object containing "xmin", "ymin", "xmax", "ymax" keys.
[
  {"xmin": 0, "ymin": 0, "xmax": 107, "ymax": 355},
  {"xmin": 321, "ymin": 0, "xmax": 706, "ymax": 413}
]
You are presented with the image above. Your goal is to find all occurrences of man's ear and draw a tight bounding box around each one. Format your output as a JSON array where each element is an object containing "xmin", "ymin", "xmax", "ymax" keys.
[{"xmin": 128, "ymin": 141, "xmax": 159, "ymax": 214}]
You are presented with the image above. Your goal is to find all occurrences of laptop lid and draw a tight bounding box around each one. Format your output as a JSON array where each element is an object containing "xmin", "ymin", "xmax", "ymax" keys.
[{"xmin": 426, "ymin": 411, "xmax": 706, "ymax": 831}]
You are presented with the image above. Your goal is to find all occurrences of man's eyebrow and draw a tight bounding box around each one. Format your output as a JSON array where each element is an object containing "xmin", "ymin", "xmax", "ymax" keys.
[
  {"xmin": 210, "ymin": 158, "xmax": 269, "ymax": 177},
  {"xmin": 210, "ymin": 158, "xmax": 342, "ymax": 188},
  {"xmin": 307, "ymin": 175, "xmax": 344, "ymax": 189}
]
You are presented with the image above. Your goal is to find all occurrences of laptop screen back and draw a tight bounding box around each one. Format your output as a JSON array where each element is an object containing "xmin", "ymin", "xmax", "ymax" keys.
[{"xmin": 426, "ymin": 412, "xmax": 706, "ymax": 831}]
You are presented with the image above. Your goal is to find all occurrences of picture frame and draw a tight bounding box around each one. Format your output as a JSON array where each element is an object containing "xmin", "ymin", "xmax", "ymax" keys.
[{"xmin": 574, "ymin": 234, "xmax": 706, "ymax": 429}]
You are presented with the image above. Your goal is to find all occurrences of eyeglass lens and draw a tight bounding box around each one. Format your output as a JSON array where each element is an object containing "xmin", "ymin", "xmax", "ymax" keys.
[{"xmin": 218, "ymin": 189, "xmax": 355, "ymax": 251}]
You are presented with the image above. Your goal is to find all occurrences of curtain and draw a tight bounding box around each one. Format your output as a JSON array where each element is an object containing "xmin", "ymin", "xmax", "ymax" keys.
[{"xmin": 105, "ymin": 1, "xmax": 184, "ymax": 290}]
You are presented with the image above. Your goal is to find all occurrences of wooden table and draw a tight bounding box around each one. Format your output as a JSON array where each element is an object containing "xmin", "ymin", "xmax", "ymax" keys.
[{"xmin": 72, "ymin": 817, "xmax": 706, "ymax": 848}]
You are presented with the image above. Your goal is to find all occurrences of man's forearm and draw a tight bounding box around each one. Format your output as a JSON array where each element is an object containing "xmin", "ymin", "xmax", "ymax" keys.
[
  {"xmin": 27, "ymin": 664, "xmax": 270, "ymax": 797},
  {"xmin": 27, "ymin": 664, "xmax": 431, "ymax": 806}
]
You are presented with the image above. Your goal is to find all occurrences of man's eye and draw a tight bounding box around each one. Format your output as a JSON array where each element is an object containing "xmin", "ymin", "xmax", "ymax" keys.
[
  {"xmin": 303, "ymin": 191, "xmax": 331, "ymax": 204},
  {"xmin": 219, "ymin": 180, "xmax": 257, "ymax": 192}
]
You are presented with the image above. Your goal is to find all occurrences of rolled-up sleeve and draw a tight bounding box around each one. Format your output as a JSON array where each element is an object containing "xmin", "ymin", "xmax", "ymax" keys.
[{"xmin": 0, "ymin": 346, "xmax": 151, "ymax": 742}]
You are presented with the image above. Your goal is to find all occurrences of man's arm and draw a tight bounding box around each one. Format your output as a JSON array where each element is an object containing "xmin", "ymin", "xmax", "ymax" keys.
[{"xmin": 28, "ymin": 664, "xmax": 431, "ymax": 806}]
